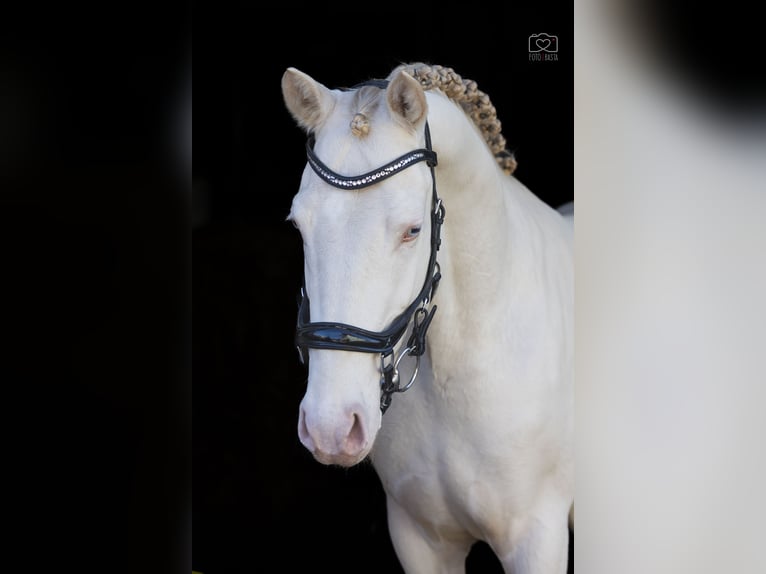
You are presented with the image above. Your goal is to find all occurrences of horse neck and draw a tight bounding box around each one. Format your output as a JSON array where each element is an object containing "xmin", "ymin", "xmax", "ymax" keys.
[{"xmin": 426, "ymin": 97, "xmax": 556, "ymax": 364}]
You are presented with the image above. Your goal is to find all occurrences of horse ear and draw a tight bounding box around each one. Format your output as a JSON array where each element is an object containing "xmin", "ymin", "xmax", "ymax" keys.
[
  {"xmin": 386, "ymin": 70, "xmax": 427, "ymax": 128},
  {"xmin": 281, "ymin": 67, "xmax": 336, "ymax": 133}
]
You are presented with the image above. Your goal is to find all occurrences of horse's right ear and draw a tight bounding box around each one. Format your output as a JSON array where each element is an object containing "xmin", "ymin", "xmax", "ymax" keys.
[{"xmin": 281, "ymin": 67, "xmax": 336, "ymax": 133}]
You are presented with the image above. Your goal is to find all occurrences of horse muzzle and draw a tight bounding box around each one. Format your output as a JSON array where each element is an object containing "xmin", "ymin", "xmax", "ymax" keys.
[{"xmin": 298, "ymin": 401, "xmax": 372, "ymax": 467}]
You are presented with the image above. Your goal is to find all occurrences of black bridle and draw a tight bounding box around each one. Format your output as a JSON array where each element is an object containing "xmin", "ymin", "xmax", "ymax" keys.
[{"xmin": 294, "ymin": 79, "xmax": 446, "ymax": 413}]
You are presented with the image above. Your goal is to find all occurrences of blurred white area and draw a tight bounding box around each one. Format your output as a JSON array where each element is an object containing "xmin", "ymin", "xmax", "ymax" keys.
[{"xmin": 576, "ymin": 1, "xmax": 766, "ymax": 572}]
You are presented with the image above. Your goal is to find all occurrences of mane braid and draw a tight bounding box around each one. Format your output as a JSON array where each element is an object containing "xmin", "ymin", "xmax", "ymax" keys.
[{"xmin": 395, "ymin": 63, "xmax": 518, "ymax": 175}]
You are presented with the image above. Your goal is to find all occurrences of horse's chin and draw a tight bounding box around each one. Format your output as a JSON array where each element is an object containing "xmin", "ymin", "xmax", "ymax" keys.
[{"xmin": 312, "ymin": 448, "xmax": 371, "ymax": 468}]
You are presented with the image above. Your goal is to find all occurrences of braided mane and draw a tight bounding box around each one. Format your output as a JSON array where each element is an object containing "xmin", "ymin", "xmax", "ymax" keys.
[{"xmin": 389, "ymin": 63, "xmax": 517, "ymax": 175}]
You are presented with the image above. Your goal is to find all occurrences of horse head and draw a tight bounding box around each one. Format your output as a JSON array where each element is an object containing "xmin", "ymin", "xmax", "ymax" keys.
[{"xmin": 282, "ymin": 67, "xmax": 440, "ymax": 467}]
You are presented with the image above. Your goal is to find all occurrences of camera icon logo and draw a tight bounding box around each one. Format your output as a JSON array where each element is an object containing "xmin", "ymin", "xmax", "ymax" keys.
[{"xmin": 528, "ymin": 33, "xmax": 558, "ymax": 53}]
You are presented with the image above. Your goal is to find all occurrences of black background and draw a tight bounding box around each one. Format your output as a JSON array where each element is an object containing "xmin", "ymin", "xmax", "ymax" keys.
[
  {"xmin": 1, "ymin": 3, "xmax": 190, "ymax": 573},
  {"xmin": 194, "ymin": 4, "xmax": 573, "ymax": 574}
]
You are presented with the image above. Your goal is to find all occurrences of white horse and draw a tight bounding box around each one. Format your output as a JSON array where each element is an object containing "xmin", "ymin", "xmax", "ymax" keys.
[{"xmin": 282, "ymin": 63, "xmax": 573, "ymax": 573}]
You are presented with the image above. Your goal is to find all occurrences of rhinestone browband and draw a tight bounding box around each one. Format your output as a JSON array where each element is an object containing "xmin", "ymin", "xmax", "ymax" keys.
[{"xmin": 305, "ymin": 135, "xmax": 437, "ymax": 191}]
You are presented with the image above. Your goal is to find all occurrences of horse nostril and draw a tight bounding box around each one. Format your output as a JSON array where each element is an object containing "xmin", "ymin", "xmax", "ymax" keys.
[{"xmin": 345, "ymin": 412, "xmax": 366, "ymax": 453}]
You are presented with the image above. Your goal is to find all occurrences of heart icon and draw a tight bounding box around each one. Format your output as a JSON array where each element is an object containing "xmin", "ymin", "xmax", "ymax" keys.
[{"xmin": 536, "ymin": 38, "xmax": 551, "ymax": 50}]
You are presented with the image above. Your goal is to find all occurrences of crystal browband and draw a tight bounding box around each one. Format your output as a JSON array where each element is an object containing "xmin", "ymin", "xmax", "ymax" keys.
[{"xmin": 305, "ymin": 135, "xmax": 437, "ymax": 190}]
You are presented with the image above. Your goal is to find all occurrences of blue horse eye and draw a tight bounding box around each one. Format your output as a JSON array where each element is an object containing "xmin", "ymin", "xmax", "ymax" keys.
[{"xmin": 408, "ymin": 226, "xmax": 421, "ymax": 236}]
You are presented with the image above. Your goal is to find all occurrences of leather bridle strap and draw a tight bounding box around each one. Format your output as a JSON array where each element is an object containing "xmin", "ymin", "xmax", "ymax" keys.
[{"xmin": 305, "ymin": 134, "xmax": 436, "ymax": 191}]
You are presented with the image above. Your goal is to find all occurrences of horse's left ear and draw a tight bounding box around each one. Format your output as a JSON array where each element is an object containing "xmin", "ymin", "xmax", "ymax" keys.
[{"xmin": 386, "ymin": 71, "xmax": 427, "ymax": 128}]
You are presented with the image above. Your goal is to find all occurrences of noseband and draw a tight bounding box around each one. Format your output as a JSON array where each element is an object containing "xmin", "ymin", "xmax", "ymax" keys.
[{"xmin": 294, "ymin": 79, "xmax": 446, "ymax": 413}]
